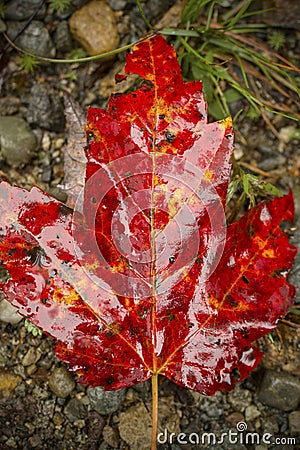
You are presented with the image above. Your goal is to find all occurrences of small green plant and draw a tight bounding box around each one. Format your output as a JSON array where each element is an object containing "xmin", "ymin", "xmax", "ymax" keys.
[
  {"xmin": 24, "ymin": 319, "xmax": 43, "ymax": 337},
  {"xmin": 18, "ymin": 54, "xmax": 40, "ymax": 73},
  {"xmin": 226, "ymin": 156, "xmax": 282, "ymax": 221},
  {"xmin": 48, "ymin": 0, "xmax": 73, "ymax": 13},
  {"xmin": 268, "ymin": 30, "xmax": 286, "ymax": 51},
  {"xmin": 162, "ymin": 0, "xmax": 299, "ymax": 121}
]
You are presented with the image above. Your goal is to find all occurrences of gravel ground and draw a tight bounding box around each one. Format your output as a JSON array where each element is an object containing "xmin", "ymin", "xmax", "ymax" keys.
[{"xmin": 0, "ymin": 1, "xmax": 299, "ymax": 449}]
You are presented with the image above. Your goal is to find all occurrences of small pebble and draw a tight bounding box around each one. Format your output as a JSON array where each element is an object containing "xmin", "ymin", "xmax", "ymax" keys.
[
  {"xmin": 225, "ymin": 411, "xmax": 245, "ymax": 428},
  {"xmin": 54, "ymin": 138, "xmax": 65, "ymax": 149},
  {"xmin": 28, "ymin": 434, "xmax": 42, "ymax": 448},
  {"xmin": 245, "ymin": 405, "xmax": 261, "ymax": 421},
  {"xmin": 288, "ymin": 410, "xmax": 300, "ymax": 434},
  {"xmin": 102, "ymin": 424, "xmax": 120, "ymax": 448},
  {"xmin": 22, "ymin": 347, "xmax": 40, "ymax": 367},
  {"xmin": 64, "ymin": 397, "xmax": 87, "ymax": 421},
  {"xmin": 87, "ymin": 386, "xmax": 126, "ymax": 415},
  {"xmin": 0, "ymin": 116, "xmax": 37, "ymax": 167},
  {"xmin": 42, "ymin": 133, "xmax": 51, "ymax": 152},
  {"xmin": 0, "ymin": 369, "xmax": 21, "ymax": 397},
  {"xmin": 49, "ymin": 366, "xmax": 75, "ymax": 398},
  {"xmin": 0, "ymin": 299, "xmax": 22, "ymax": 324}
]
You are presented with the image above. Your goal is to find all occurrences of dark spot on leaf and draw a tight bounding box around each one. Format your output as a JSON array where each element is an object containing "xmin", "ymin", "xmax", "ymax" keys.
[
  {"xmin": 106, "ymin": 376, "xmax": 114, "ymax": 385},
  {"xmin": 225, "ymin": 134, "xmax": 232, "ymax": 140},
  {"xmin": 84, "ymin": 365, "xmax": 89, "ymax": 373},
  {"xmin": 169, "ymin": 256, "xmax": 175, "ymax": 264},
  {"xmin": 230, "ymin": 299, "xmax": 239, "ymax": 308},
  {"xmin": 92, "ymin": 197, "xmax": 97, "ymax": 204},
  {"xmin": 247, "ymin": 225, "xmax": 255, "ymax": 238},
  {"xmin": 50, "ymin": 269, "xmax": 57, "ymax": 278},
  {"xmin": 168, "ymin": 314, "xmax": 175, "ymax": 322},
  {"xmin": 159, "ymin": 114, "xmax": 165, "ymax": 119},
  {"xmin": 230, "ymin": 367, "xmax": 240, "ymax": 380},
  {"xmin": 87, "ymin": 131, "xmax": 95, "ymax": 143},
  {"xmin": 240, "ymin": 330, "xmax": 249, "ymax": 339},
  {"xmin": 242, "ymin": 275, "xmax": 249, "ymax": 284},
  {"xmin": 165, "ymin": 130, "xmax": 176, "ymax": 143},
  {"xmin": 106, "ymin": 330, "xmax": 114, "ymax": 338}
]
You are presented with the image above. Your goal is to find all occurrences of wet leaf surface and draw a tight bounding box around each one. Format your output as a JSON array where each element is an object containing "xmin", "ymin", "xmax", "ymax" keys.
[{"xmin": 0, "ymin": 35, "xmax": 296, "ymax": 395}]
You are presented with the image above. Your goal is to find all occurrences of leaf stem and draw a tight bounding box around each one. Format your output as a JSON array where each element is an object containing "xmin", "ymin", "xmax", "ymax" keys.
[
  {"xmin": 135, "ymin": 0, "xmax": 153, "ymax": 30},
  {"xmin": 151, "ymin": 373, "xmax": 158, "ymax": 450},
  {"xmin": 3, "ymin": 32, "xmax": 137, "ymax": 64}
]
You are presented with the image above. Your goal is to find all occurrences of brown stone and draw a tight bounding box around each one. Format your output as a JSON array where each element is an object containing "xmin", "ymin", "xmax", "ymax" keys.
[
  {"xmin": 0, "ymin": 369, "xmax": 20, "ymax": 397},
  {"xmin": 69, "ymin": 0, "xmax": 119, "ymax": 56}
]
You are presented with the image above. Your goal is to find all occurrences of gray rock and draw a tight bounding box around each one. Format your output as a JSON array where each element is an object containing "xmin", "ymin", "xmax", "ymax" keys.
[
  {"xmin": 54, "ymin": 21, "xmax": 73, "ymax": 53},
  {"xmin": 288, "ymin": 410, "xmax": 300, "ymax": 434},
  {"xmin": 261, "ymin": 415, "xmax": 279, "ymax": 434},
  {"xmin": 7, "ymin": 21, "xmax": 55, "ymax": 58},
  {"xmin": 64, "ymin": 397, "xmax": 87, "ymax": 421},
  {"xmin": 227, "ymin": 386, "xmax": 252, "ymax": 412},
  {"xmin": 0, "ymin": 299, "xmax": 22, "ymax": 324},
  {"xmin": 0, "ymin": 116, "xmax": 37, "ymax": 167},
  {"xmin": 108, "ymin": 0, "xmax": 127, "ymax": 10},
  {"xmin": 27, "ymin": 83, "xmax": 65, "ymax": 132},
  {"xmin": 49, "ymin": 366, "xmax": 75, "ymax": 398},
  {"xmin": 5, "ymin": 0, "xmax": 47, "ymax": 21},
  {"xmin": 258, "ymin": 370, "xmax": 300, "ymax": 411},
  {"xmin": 87, "ymin": 386, "xmax": 125, "ymax": 415}
]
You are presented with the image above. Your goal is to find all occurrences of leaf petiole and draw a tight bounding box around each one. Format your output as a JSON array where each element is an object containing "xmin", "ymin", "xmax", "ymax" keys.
[{"xmin": 151, "ymin": 373, "xmax": 158, "ymax": 450}]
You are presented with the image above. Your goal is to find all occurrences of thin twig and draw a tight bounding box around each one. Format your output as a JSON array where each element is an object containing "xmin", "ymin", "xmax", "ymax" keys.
[
  {"xmin": 280, "ymin": 319, "xmax": 300, "ymax": 329},
  {"xmin": 238, "ymin": 161, "xmax": 276, "ymax": 178}
]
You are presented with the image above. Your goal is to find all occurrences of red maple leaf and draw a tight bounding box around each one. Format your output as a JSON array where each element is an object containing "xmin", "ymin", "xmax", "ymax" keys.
[{"xmin": 0, "ymin": 35, "xmax": 296, "ymax": 402}]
